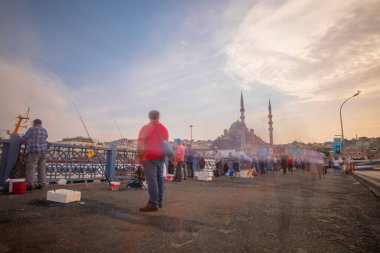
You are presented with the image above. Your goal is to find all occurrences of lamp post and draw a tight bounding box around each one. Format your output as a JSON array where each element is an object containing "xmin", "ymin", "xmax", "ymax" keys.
[
  {"xmin": 189, "ymin": 125, "xmax": 194, "ymax": 146},
  {"xmin": 340, "ymin": 91, "xmax": 361, "ymax": 157}
]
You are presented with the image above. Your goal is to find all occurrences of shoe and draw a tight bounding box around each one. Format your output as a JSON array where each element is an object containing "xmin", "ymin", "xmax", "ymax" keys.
[
  {"xmin": 36, "ymin": 184, "xmax": 45, "ymax": 190},
  {"xmin": 159, "ymin": 203, "xmax": 162, "ymax": 208},
  {"xmin": 139, "ymin": 204, "xmax": 158, "ymax": 212},
  {"xmin": 26, "ymin": 185, "xmax": 34, "ymax": 192}
]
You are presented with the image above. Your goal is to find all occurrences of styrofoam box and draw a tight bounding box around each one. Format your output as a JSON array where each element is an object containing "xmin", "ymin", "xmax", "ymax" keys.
[
  {"xmin": 199, "ymin": 171, "xmax": 213, "ymax": 177},
  {"xmin": 47, "ymin": 189, "xmax": 81, "ymax": 203},
  {"xmin": 194, "ymin": 171, "xmax": 200, "ymax": 178},
  {"xmin": 197, "ymin": 174, "xmax": 213, "ymax": 181},
  {"xmin": 199, "ymin": 176, "xmax": 212, "ymax": 181}
]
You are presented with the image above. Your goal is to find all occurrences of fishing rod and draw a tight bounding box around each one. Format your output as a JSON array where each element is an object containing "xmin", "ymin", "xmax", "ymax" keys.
[
  {"xmin": 111, "ymin": 112, "xmax": 123, "ymax": 140},
  {"xmin": 72, "ymin": 102, "xmax": 93, "ymax": 143}
]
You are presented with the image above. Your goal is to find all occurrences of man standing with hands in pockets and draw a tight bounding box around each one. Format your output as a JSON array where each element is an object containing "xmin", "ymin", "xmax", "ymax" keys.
[{"xmin": 137, "ymin": 110, "xmax": 169, "ymax": 212}]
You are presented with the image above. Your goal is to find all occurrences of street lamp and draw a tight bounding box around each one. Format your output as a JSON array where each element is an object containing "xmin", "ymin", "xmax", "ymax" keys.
[
  {"xmin": 189, "ymin": 125, "xmax": 194, "ymax": 145},
  {"xmin": 340, "ymin": 91, "xmax": 361, "ymax": 156}
]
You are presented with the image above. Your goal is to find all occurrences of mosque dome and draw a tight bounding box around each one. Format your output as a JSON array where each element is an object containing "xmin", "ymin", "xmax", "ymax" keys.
[{"xmin": 230, "ymin": 120, "xmax": 245, "ymax": 131}]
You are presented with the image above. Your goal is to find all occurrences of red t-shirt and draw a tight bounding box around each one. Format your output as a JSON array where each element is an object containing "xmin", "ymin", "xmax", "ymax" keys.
[{"xmin": 138, "ymin": 120, "xmax": 169, "ymax": 161}]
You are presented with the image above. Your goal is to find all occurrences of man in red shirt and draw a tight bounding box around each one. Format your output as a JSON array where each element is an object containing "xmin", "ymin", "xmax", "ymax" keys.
[{"xmin": 137, "ymin": 110, "xmax": 169, "ymax": 212}]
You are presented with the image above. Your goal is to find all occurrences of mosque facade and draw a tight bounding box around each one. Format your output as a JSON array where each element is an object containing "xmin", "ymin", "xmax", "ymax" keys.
[{"xmin": 213, "ymin": 92, "xmax": 273, "ymax": 156}]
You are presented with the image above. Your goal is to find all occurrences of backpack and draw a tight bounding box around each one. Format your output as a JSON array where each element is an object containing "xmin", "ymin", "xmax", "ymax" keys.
[{"xmin": 127, "ymin": 180, "xmax": 143, "ymax": 189}]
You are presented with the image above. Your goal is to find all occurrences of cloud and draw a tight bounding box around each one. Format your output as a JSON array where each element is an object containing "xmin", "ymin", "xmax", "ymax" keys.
[
  {"xmin": 1, "ymin": 1, "xmax": 378, "ymax": 143},
  {"xmin": 0, "ymin": 60, "xmax": 84, "ymax": 141},
  {"xmin": 224, "ymin": 0, "xmax": 380, "ymax": 100}
]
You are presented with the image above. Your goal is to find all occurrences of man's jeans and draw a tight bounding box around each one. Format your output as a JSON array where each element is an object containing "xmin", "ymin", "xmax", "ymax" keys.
[
  {"xmin": 26, "ymin": 153, "xmax": 47, "ymax": 187},
  {"xmin": 143, "ymin": 158, "xmax": 164, "ymax": 207}
]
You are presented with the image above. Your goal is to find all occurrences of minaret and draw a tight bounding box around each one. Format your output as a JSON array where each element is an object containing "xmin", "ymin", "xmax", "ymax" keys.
[
  {"xmin": 268, "ymin": 99, "xmax": 273, "ymax": 145},
  {"xmin": 240, "ymin": 91, "xmax": 246, "ymax": 151},
  {"xmin": 240, "ymin": 91, "xmax": 245, "ymax": 125}
]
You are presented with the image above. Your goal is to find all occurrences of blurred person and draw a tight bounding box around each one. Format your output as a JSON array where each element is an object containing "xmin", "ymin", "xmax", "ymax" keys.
[
  {"xmin": 295, "ymin": 158, "xmax": 301, "ymax": 171},
  {"xmin": 281, "ymin": 155, "xmax": 288, "ymax": 174},
  {"xmin": 186, "ymin": 144, "xmax": 195, "ymax": 178},
  {"xmin": 233, "ymin": 158, "xmax": 240, "ymax": 173},
  {"xmin": 266, "ymin": 156, "xmax": 273, "ymax": 172},
  {"xmin": 252, "ymin": 155, "xmax": 259, "ymax": 171},
  {"xmin": 137, "ymin": 110, "xmax": 169, "ymax": 212},
  {"xmin": 301, "ymin": 158, "xmax": 306, "ymax": 171},
  {"xmin": 182, "ymin": 145, "xmax": 188, "ymax": 180},
  {"xmin": 174, "ymin": 138, "xmax": 185, "ymax": 182},
  {"xmin": 199, "ymin": 155, "xmax": 206, "ymax": 170},
  {"xmin": 288, "ymin": 155, "xmax": 294, "ymax": 174},
  {"xmin": 273, "ymin": 156, "xmax": 278, "ymax": 172},
  {"xmin": 223, "ymin": 161, "xmax": 230, "ymax": 175},
  {"xmin": 323, "ymin": 158, "xmax": 328, "ymax": 175},
  {"xmin": 20, "ymin": 119, "xmax": 48, "ymax": 191},
  {"xmin": 306, "ymin": 158, "xmax": 312, "ymax": 172},
  {"xmin": 259, "ymin": 156, "xmax": 266, "ymax": 174},
  {"xmin": 333, "ymin": 157, "xmax": 340, "ymax": 173},
  {"xmin": 213, "ymin": 146, "xmax": 223, "ymax": 174}
]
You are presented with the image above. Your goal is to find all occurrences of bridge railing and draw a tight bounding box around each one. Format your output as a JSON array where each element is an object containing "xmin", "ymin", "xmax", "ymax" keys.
[
  {"xmin": 46, "ymin": 143, "xmax": 140, "ymax": 182},
  {"xmin": 0, "ymin": 136, "xmax": 141, "ymax": 187},
  {"xmin": 46, "ymin": 143, "xmax": 108, "ymax": 182}
]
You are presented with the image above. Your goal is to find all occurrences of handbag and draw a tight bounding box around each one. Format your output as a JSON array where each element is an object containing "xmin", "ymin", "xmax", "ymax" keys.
[{"xmin": 154, "ymin": 125, "xmax": 173, "ymax": 157}]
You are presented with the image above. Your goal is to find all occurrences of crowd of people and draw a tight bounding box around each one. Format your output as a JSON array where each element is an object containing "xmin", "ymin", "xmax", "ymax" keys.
[{"xmin": 164, "ymin": 146, "xmax": 359, "ymax": 184}]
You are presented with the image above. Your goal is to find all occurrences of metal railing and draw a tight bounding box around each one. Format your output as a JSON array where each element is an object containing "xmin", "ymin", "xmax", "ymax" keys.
[
  {"xmin": 0, "ymin": 137, "xmax": 141, "ymax": 185},
  {"xmin": 46, "ymin": 144, "xmax": 109, "ymax": 182},
  {"xmin": 115, "ymin": 149, "xmax": 140, "ymax": 179},
  {"xmin": 45, "ymin": 143, "xmax": 141, "ymax": 182}
]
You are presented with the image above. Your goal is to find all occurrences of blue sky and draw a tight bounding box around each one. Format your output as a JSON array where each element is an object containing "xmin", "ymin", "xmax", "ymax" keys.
[{"xmin": 1, "ymin": 0, "xmax": 379, "ymax": 143}]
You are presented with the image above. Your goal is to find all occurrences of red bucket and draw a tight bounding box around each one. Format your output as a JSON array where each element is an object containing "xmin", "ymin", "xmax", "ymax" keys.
[
  {"xmin": 12, "ymin": 182, "xmax": 27, "ymax": 194},
  {"xmin": 166, "ymin": 174, "xmax": 174, "ymax": 181}
]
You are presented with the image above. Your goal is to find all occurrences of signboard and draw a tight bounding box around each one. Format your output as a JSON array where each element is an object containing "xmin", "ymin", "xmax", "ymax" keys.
[{"xmin": 333, "ymin": 138, "xmax": 342, "ymax": 157}]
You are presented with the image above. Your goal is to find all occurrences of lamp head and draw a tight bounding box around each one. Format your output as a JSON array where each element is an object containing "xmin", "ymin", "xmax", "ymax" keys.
[{"xmin": 353, "ymin": 91, "xmax": 361, "ymax": 97}]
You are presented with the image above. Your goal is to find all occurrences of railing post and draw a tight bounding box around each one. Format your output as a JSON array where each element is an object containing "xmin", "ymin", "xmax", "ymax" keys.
[
  {"xmin": 105, "ymin": 143, "xmax": 117, "ymax": 182},
  {"xmin": 0, "ymin": 134, "xmax": 21, "ymax": 188},
  {"xmin": 0, "ymin": 141, "xmax": 10, "ymax": 188}
]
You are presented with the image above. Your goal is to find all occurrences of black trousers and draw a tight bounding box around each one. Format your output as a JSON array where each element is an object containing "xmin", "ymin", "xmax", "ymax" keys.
[
  {"xmin": 187, "ymin": 162, "xmax": 194, "ymax": 178},
  {"xmin": 175, "ymin": 161, "xmax": 184, "ymax": 181}
]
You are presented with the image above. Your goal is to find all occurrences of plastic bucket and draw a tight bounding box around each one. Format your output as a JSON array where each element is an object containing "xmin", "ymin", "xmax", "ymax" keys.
[
  {"xmin": 110, "ymin": 182, "xmax": 120, "ymax": 190},
  {"xmin": 12, "ymin": 182, "xmax": 27, "ymax": 194}
]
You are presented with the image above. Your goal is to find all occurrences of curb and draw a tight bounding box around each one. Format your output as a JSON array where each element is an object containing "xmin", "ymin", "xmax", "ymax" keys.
[{"xmin": 352, "ymin": 173, "xmax": 380, "ymax": 197}]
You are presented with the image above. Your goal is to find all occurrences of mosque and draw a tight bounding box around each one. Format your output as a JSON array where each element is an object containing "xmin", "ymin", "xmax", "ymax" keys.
[{"xmin": 213, "ymin": 92, "xmax": 274, "ymax": 156}]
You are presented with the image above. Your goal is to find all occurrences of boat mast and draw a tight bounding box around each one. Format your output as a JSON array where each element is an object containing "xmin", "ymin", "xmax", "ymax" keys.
[{"xmin": 12, "ymin": 107, "xmax": 30, "ymax": 134}]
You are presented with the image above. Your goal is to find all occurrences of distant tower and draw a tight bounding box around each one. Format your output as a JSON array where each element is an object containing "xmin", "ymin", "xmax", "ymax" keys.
[
  {"xmin": 240, "ymin": 91, "xmax": 246, "ymax": 151},
  {"xmin": 240, "ymin": 91, "xmax": 245, "ymax": 125},
  {"xmin": 268, "ymin": 99, "xmax": 273, "ymax": 145}
]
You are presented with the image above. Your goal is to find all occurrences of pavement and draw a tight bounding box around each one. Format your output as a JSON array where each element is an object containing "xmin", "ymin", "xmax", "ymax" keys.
[
  {"xmin": 353, "ymin": 170, "xmax": 380, "ymax": 197},
  {"xmin": 0, "ymin": 170, "xmax": 379, "ymax": 253}
]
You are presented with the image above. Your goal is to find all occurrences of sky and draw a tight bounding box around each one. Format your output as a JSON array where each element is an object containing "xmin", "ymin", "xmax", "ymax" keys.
[{"xmin": 0, "ymin": 0, "xmax": 379, "ymax": 144}]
